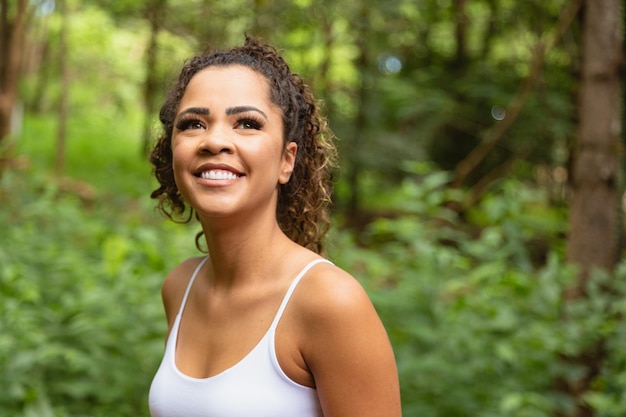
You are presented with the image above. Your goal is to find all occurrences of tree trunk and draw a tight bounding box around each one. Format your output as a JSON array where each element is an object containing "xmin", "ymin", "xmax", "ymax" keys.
[
  {"xmin": 559, "ymin": 1, "xmax": 623, "ymax": 417},
  {"xmin": 141, "ymin": 0, "xmax": 166, "ymax": 155},
  {"xmin": 0, "ymin": 0, "xmax": 28, "ymax": 144},
  {"xmin": 453, "ymin": 0, "xmax": 468, "ymax": 71},
  {"xmin": 344, "ymin": 2, "xmax": 369, "ymax": 229},
  {"xmin": 54, "ymin": 0, "xmax": 69, "ymax": 176},
  {"xmin": 567, "ymin": 0, "xmax": 622, "ymax": 293},
  {"xmin": 479, "ymin": 0, "xmax": 497, "ymax": 59}
]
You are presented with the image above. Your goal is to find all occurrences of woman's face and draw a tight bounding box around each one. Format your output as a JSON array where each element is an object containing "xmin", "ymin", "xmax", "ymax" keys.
[{"xmin": 171, "ymin": 65, "xmax": 297, "ymax": 224}]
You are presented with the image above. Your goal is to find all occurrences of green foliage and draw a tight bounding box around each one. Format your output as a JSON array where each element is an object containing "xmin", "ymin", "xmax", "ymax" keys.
[
  {"xmin": 579, "ymin": 264, "xmax": 626, "ymax": 416},
  {"xmin": 0, "ymin": 168, "xmax": 198, "ymax": 417},
  {"xmin": 18, "ymin": 113, "xmax": 151, "ymax": 197},
  {"xmin": 329, "ymin": 173, "xmax": 626, "ymax": 417}
]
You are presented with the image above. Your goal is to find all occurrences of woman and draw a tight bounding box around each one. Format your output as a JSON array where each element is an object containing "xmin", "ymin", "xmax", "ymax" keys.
[{"xmin": 148, "ymin": 37, "xmax": 401, "ymax": 417}]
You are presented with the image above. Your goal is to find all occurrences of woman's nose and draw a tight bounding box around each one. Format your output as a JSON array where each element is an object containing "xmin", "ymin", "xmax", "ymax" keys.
[{"xmin": 198, "ymin": 125, "xmax": 234, "ymax": 154}]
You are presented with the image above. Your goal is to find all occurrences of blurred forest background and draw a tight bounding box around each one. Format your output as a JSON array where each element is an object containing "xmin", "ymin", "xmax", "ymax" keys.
[{"xmin": 1, "ymin": 0, "xmax": 625, "ymax": 416}]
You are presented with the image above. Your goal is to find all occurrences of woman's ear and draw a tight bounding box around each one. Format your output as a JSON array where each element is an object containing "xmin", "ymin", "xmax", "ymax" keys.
[{"xmin": 279, "ymin": 142, "xmax": 298, "ymax": 184}]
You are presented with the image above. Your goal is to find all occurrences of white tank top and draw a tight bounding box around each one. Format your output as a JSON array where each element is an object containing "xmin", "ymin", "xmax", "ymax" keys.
[{"xmin": 149, "ymin": 257, "xmax": 328, "ymax": 417}]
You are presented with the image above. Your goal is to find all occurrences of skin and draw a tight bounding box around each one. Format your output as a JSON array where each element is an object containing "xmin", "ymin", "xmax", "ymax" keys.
[{"xmin": 160, "ymin": 65, "xmax": 402, "ymax": 417}]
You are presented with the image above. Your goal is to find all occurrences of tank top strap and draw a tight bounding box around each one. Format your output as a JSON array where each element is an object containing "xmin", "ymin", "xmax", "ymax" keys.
[
  {"xmin": 269, "ymin": 258, "xmax": 333, "ymax": 330},
  {"xmin": 176, "ymin": 256, "xmax": 210, "ymax": 317}
]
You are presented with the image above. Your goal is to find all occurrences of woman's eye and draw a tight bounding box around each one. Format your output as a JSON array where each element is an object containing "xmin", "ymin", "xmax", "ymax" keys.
[
  {"xmin": 175, "ymin": 119, "xmax": 204, "ymax": 130},
  {"xmin": 236, "ymin": 119, "xmax": 262, "ymax": 130}
]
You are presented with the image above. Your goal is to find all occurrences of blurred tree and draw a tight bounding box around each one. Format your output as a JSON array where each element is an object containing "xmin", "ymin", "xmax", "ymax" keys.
[
  {"xmin": 141, "ymin": 0, "xmax": 167, "ymax": 154},
  {"xmin": 0, "ymin": 0, "xmax": 30, "ymax": 146},
  {"xmin": 559, "ymin": 1, "xmax": 623, "ymax": 416},
  {"xmin": 54, "ymin": 0, "xmax": 69, "ymax": 175},
  {"xmin": 343, "ymin": 0, "xmax": 370, "ymax": 226},
  {"xmin": 314, "ymin": 0, "xmax": 583, "ymax": 223},
  {"xmin": 567, "ymin": 0, "xmax": 622, "ymax": 293},
  {"xmin": 451, "ymin": 0, "xmax": 582, "ymax": 205}
]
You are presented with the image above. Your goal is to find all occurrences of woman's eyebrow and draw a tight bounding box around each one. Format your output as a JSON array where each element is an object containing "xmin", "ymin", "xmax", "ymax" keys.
[
  {"xmin": 226, "ymin": 106, "xmax": 268, "ymax": 121},
  {"xmin": 177, "ymin": 107, "xmax": 210, "ymax": 119}
]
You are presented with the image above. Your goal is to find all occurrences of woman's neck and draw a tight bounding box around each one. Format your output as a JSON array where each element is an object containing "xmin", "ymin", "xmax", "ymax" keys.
[{"xmin": 198, "ymin": 215, "xmax": 297, "ymax": 289}]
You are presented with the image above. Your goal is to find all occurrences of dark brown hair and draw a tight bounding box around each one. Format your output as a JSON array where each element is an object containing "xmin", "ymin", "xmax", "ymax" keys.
[{"xmin": 149, "ymin": 36, "xmax": 336, "ymax": 254}]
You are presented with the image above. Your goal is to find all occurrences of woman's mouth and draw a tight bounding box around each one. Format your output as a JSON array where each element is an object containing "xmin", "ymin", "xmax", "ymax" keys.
[{"xmin": 198, "ymin": 169, "xmax": 241, "ymax": 180}]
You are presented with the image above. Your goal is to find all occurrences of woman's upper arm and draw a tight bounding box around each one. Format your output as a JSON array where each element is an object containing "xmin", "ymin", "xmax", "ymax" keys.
[{"xmin": 299, "ymin": 267, "xmax": 402, "ymax": 417}]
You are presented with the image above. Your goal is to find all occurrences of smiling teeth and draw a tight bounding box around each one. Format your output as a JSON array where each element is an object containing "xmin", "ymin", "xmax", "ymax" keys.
[{"xmin": 200, "ymin": 170, "xmax": 239, "ymax": 180}]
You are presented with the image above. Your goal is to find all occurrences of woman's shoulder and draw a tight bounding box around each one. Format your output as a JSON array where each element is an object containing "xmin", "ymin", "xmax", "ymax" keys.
[
  {"xmin": 291, "ymin": 260, "xmax": 402, "ymax": 416},
  {"xmin": 294, "ymin": 260, "xmax": 377, "ymax": 325}
]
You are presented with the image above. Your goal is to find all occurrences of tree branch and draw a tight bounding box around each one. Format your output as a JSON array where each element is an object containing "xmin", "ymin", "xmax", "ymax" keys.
[{"xmin": 451, "ymin": 0, "xmax": 583, "ymax": 188}]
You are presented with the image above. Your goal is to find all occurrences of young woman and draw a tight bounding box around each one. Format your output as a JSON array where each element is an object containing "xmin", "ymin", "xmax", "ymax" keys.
[{"xmin": 148, "ymin": 37, "xmax": 401, "ymax": 417}]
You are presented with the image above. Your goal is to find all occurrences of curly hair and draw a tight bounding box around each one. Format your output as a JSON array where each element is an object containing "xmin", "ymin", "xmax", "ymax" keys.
[{"xmin": 149, "ymin": 36, "xmax": 337, "ymax": 254}]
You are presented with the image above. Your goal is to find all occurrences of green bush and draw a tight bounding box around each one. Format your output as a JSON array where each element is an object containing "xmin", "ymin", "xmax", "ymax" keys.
[
  {"xmin": 0, "ymin": 168, "xmax": 197, "ymax": 417},
  {"xmin": 329, "ymin": 173, "xmax": 626, "ymax": 417}
]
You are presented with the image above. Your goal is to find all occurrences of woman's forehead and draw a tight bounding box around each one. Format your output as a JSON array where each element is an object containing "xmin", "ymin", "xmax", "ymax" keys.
[{"xmin": 182, "ymin": 66, "xmax": 268, "ymax": 100}]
